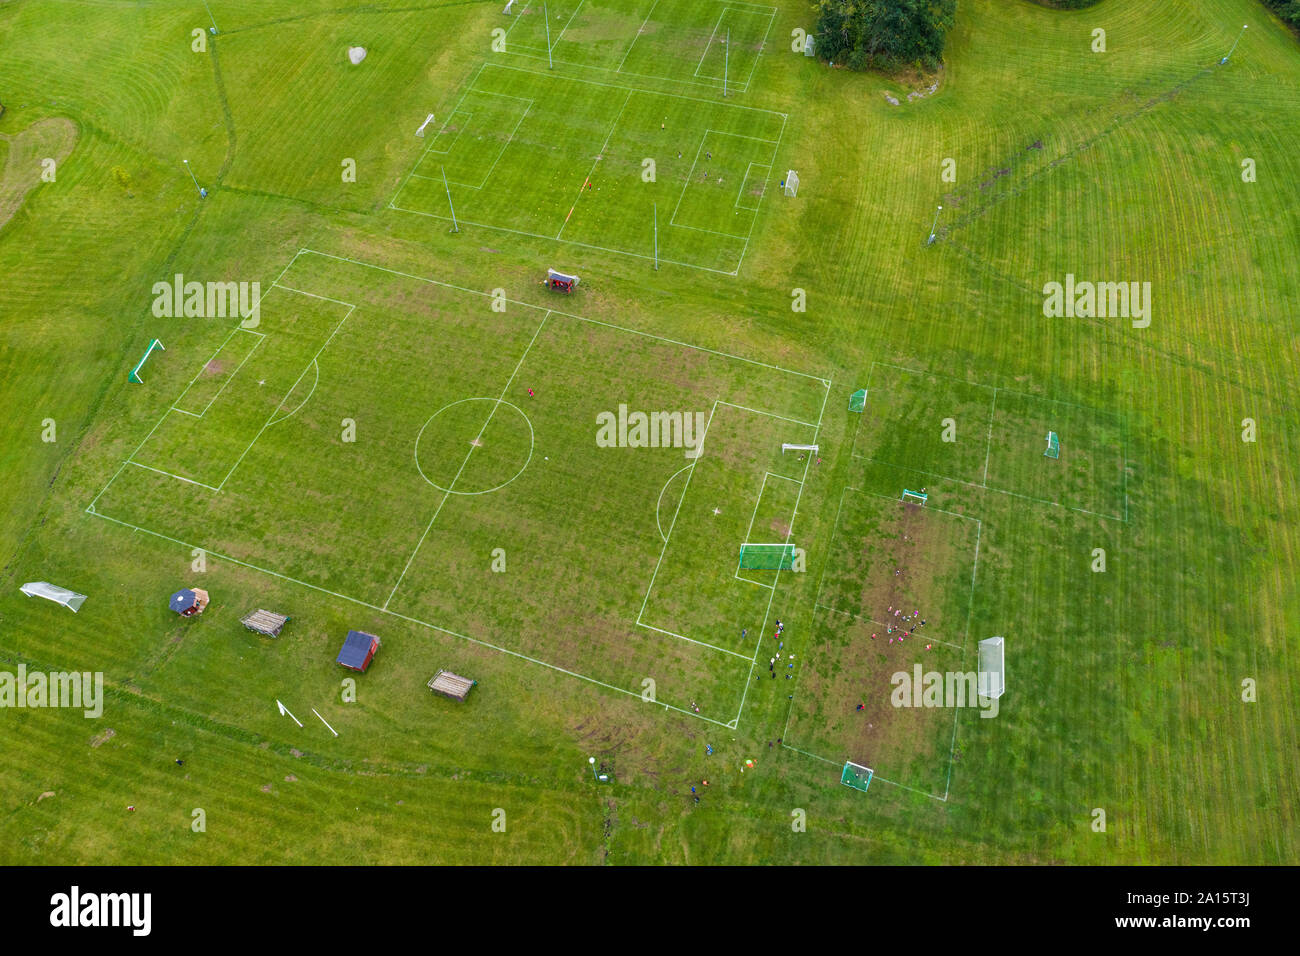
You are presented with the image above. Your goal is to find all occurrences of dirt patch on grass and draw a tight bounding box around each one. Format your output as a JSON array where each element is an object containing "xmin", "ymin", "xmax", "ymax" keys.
[
  {"xmin": 0, "ymin": 117, "xmax": 78, "ymax": 233},
  {"xmin": 90, "ymin": 728, "xmax": 116, "ymax": 748}
]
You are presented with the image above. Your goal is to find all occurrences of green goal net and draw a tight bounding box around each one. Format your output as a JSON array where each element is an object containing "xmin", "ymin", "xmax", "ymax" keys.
[
  {"xmin": 849, "ymin": 388, "xmax": 866, "ymax": 413},
  {"xmin": 738, "ymin": 542, "xmax": 796, "ymax": 570},
  {"xmin": 1044, "ymin": 431, "xmax": 1060, "ymax": 459},
  {"xmin": 841, "ymin": 761, "xmax": 873, "ymax": 792}
]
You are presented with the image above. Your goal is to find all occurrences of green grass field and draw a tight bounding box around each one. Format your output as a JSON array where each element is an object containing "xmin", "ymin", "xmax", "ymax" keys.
[{"xmin": 1, "ymin": 0, "xmax": 1297, "ymax": 865}]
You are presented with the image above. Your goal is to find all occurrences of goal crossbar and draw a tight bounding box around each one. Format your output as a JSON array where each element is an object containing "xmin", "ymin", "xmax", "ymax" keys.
[{"xmin": 781, "ymin": 443, "xmax": 818, "ymax": 454}]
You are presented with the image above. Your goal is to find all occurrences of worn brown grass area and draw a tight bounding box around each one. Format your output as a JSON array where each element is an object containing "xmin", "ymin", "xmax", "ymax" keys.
[{"xmin": 0, "ymin": 117, "xmax": 76, "ymax": 232}]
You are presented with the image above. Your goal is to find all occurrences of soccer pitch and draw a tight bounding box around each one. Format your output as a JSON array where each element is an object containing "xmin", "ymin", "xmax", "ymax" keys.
[
  {"xmin": 87, "ymin": 250, "xmax": 829, "ymax": 725},
  {"xmin": 392, "ymin": 61, "xmax": 786, "ymax": 273}
]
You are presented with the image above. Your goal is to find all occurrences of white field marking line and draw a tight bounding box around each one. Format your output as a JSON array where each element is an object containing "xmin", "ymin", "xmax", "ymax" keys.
[
  {"xmin": 503, "ymin": 2, "xmax": 529, "ymax": 40},
  {"xmin": 716, "ymin": 400, "xmax": 815, "ymax": 428},
  {"xmin": 482, "ymin": 60, "xmax": 787, "ymax": 118},
  {"xmin": 731, "ymin": 444, "xmax": 813, "ymax": 725},
  {"xmin": 668, "ymin": 129, "xmax": 781, "ymax": 233},
  {"xmin": 636, "ymin": 400, "xmax": 716, "ymax": 629},
  {"xmin": 295, "ymin": 248, "xmax": 829, "ymax": 384},
  {"xmin": 446, "ymin": 101, "xmax": 534, "ymax": 191},
  {"xmin": 267, "ymin": 359, "xmax": 318, "ymax": 427},
  {"xmin": 735, "ymin": 161, "xmax": 768, "ymax": 210},
  {"xmin": 729, "ymin": 110, "xmax": 785, "ymax": 275},
  {"xmin": 423, "ymin": 110, "xmax": 470, "ymax": 156},
  {"xmin": 549, "ymin": 0, "xmax": 584, "ymax": 51},
  {"xmin": 693, "ymin": 9, "xmax": 727, "ymax": 78},
  {"xmin": 84, "ymin": 510, "xmax": 735, "ymax": 729},
  {"xmin": 670, "ymin": 132, "xmax": 709, "ymax": 225},
  {"xmin": 174, "ymin": 328, "xmax": 266, "ymax": 419},
  {"xmin": 734, "ymin": 471, "xmax": 802, "ymax": 587},
  {"xmin": 385, "ymin": 311, "xmax": 550, "ymax": 610},
  {"xmin": 390, "ymin": 200, "xmax": 742, "ymax": 276},
  {"xmin": 556, "ymin": 88, "xmax": 633, "ymax": 239},
  {"xmin": 655, "ymin": 463, "xmax": 694, "ymax": 542},
  {"xmin": 270, "ymin": 284, "xmax": 355, "ymax": 309},
  {"xmin": 982, "ymin": 386, "xmax": 998, "ymax": 487},
  {"xmin": 637, "ymin": 622, "xmax": 753, "ymax": 660},
  {"xmin": 939, "ymin": 700, "xmax": 961, "ymax": 801},
  {"xmin": 693, "ymin": 6, "xmax": 771, "ymax": 88},
  {"xmin": 216, "ymin": 296, "xmax": 357, "ymax": 492},
  {"xmin": 852, "ymin": 455, "xmax": 1126, "ymax": 522},
  {"xmin": 504, "ymin": 46, "xmax": 743, "ymax": 93},
  {"xmin": 779, "ymin": 743, "xmax": 838, "ymax": 766},
  {"xmin": 124, "ymin": 460, "xmax": 221, "ymax": 491},
  {"xmin": 861, "ymin": 771, "xmax": 949, "ymax": 802},
  {"xmin": 669, "ymin": 219, "xmax": 750, "ymax": 241},
  {"xmin": 738, "ymin": 6, "xmax": 777, "ymax": 93},
  {"xmin": 169, "ymin": 325, "xmax": 243, "ymax": 416},
  {"xmin": 616, "ymin": 0, "xmax": 660, "ymax": 73},
  {"xmin": 731, "ymin": 383, "xmax": 826, "ymax": 727},
  {"xmin": 391, "ymin": 62, "xmax": 488, "ymax": 207},
  {"xmin": 871, "ymin": 360, "xmax": 1110, "ymax": 414}
]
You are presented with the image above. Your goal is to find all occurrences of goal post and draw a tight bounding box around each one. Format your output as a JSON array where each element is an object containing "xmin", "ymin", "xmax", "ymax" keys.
[
  {"xmin": 978, "ymin": 636, "xmax": 1005, "ymax": 699},
  {"xmin": 841, "ymin": 761, "xmax": 873, "ymax": 792},
  {"xmin": 849, "ymin": 388, "xmax": 866, "ymax": 412},
  {"xmin": 784, "ymin": 170, "xmax": 799, "ymax": 197},
  {"xmin": 1044, "ymin": 431, "xmax": 1060, "ymax": 459},
  {"xmin": 738, "ymin": 542, "xmax": 796, "ymax": 570},
  {"xmin": 900, "ymin": 488, "xmax": 927, "ymax": 505},
  {"xmin": 128, "ymin": 339, "xmax": 165, "ymax": 384}
]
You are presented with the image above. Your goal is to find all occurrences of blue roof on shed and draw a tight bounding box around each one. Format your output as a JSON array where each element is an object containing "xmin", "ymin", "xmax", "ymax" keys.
[{"xmin": 336, "ymin": 630, "xmax": 378, "ymax": 668}]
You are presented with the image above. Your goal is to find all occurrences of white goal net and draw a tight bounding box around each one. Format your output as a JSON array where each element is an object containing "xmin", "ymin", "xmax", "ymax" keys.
[
  {"xmin": 784, "ymin": 170, "xmax": 799, "ymax": 197},
  {"xmin": 978, "ymin": 636, "xmax": 1005, "ymax": 699}
]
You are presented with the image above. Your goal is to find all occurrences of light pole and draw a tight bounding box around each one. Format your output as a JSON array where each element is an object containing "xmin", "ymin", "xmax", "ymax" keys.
[
  {"xmin": 926, "ymin": 204, "xmax": 942, "ymax": 246},
  {"xmin": 1221, "ymin": 24, "xmax": 1247, "ymax": 65},
  {"xmin": 182, "ymin": 159, "xmax": 206, "ymax": 198}
]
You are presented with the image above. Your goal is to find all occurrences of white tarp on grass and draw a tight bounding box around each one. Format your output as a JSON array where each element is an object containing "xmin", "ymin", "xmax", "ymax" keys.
[{"xmin": 20, "ymin": 582, "xmax": 86, "ymax": 612}]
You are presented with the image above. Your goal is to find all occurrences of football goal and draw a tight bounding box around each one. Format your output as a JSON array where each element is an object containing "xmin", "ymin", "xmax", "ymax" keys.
[
  {"xmin": 841, "ymin": 761, "xmax": 873, "ymax": 792},
  {"xmin": 849, "ymin": 388, "xmax": 866, "ymax": 412},
  {"xmin": 128, "ymin": 338, "xmax": 165, "ymax": 383},
  {"xmin": 784, "ymin": 170, "xmax": 799, "ymax": 197},
  {"xmin": 738, "ymin": 542, "xmax": 796, "ymax": 570},
  {"xmin": 901, "ymin": 488, "xmax": 927, "ymax": 505},
  {"xmin": 978, "ymin": 636, "xmax": 1005, "ymax": 700},
  {"xmin": 1044, "ymin": 431, "xmax": 1060, "ymax": 459}
]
